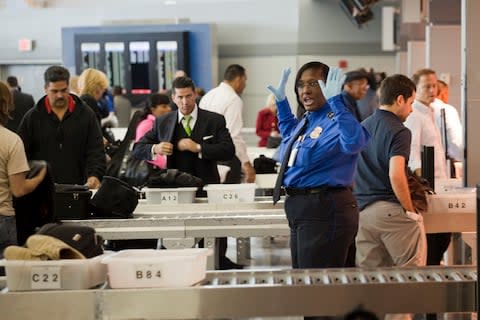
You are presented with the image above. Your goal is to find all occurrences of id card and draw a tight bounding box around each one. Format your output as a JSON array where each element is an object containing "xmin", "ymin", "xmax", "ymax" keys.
[{"xmin": 288, "ymin": 147, "xmax": 298, "ymax": 167}]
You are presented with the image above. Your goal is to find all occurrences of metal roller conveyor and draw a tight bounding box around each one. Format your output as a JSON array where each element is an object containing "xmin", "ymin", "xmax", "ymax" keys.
[{"xmin": 1, "ymin": 267, "xmax": 475, "ymax": 320}]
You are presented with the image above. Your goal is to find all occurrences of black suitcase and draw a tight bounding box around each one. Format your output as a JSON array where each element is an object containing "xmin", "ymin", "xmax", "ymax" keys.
[{"xmin": 54, "ymin": 184, "xmax": 92, "ymax": 220}]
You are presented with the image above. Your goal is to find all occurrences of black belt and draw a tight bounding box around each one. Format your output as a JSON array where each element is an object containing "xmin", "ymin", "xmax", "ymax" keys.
[{"xmin": 283, "ymin": 186, "xmax": 346, "ymax": 196}]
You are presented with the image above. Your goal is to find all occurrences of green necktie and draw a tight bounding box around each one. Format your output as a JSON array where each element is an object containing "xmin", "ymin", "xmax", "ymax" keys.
[{"xmin": 182, "ymin": 115, "xmax": 192, "ymax": 136}]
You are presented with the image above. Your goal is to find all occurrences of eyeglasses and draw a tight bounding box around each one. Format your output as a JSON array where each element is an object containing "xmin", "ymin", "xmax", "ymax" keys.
[{"xmin": 296, "ymin": 80, "xmax": 320, "ymax": 90}]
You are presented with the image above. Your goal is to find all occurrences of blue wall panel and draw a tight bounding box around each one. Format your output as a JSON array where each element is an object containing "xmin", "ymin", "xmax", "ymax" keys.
[{"xmin": 62, "ymin": 24, "xmax": 215, "ymax": 91}]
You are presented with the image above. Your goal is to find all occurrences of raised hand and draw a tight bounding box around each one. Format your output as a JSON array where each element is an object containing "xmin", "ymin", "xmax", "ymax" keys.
[
  {"xmin": 267, "ymin": 67, "xmax": 291, "ymax": 101},
  {"xmin": 318, "ymin": 67, "xmax": 346, "ymax": 99}
]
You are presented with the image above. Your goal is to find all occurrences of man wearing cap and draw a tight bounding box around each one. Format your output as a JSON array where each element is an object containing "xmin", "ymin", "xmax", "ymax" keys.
[{"xmin": 342, "ymin": 70, "xmax": 370, "ymax": 122}]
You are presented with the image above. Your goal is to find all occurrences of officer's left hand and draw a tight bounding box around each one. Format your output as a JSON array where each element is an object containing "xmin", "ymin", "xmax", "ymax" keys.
[{"xmin": 318, "ymin": 67, "xmax": 346, "ymax": 99}]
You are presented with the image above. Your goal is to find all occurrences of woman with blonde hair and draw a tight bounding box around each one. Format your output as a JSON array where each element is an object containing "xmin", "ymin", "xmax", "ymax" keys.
[
  {"xmin": 78, "ymin": 68, "xmax": 118, "ymax": 127},
  {"xmin": 69, "ymin": 75, "xmax": 80, "ymax": 95}
]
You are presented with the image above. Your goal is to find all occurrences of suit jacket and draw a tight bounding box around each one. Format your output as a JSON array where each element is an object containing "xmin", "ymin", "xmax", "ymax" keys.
[
  {"xmin": 6, "ymin": 89, "xmax": 35, "ymax": 132},
  {"xmin": 132, "ymin": 108, "xmax": 235, "ymax": 184}
]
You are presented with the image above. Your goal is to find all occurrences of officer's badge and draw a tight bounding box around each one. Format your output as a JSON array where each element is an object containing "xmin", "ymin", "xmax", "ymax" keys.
[{"xmin": 310, "ymin": 126, "xmax": 323, "ymax": 139}]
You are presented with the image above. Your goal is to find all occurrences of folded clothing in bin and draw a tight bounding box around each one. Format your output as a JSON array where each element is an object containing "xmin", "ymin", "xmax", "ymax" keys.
[
  {"xmin": 4, "ymin": 223, "xmax": 103, "ymax": 260},
  {"xmin": 36, "ymin": 223, "xmax": 104, "ymax": 258},
  {"xmin": 4, "ymin": 235, "xmax": 85, "ymax": 260}
]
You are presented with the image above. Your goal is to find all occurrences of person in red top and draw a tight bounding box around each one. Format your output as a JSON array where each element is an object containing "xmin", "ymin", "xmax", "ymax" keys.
[{"xmin": 255, "ymin": 94, "xmax": 280, "ymax": 147}]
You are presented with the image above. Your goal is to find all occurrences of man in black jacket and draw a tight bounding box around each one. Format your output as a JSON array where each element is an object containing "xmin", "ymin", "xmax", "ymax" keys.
[
  {"xmin": 5, "ymin": 76, "xmax": 35, "ymax": 132},
  {"xmin": 133, "ymin": 76, "xmax": 241, "ymax": 269},
  {"xmin": 17, "ymin": 66, "xmax": 105, "ymax": 189},
  {"xmin": 133, "ymin": 76, "xmax": 235, "ymax": 186}
]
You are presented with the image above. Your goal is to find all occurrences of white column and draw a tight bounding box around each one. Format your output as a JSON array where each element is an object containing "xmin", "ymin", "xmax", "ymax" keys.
[
  {"xmin": 407, "ymin": 41, "xmax": 425, "ymax": 77},
  {"xmin": 426, "ymin": 24, "xmax": 461, "ymax": 114},
  {"xmin": 462, "ymin": 0, "xmax": 480, "ymax": 187}
]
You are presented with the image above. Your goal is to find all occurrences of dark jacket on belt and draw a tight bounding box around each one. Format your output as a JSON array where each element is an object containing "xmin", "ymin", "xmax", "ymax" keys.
[
  {"xmin": 14, "ymin": 161, "xmax": 55, "ymax": 246},
  {"xmin": 17, "ymin": 94, "xmax": 106, "ymax": 184}
]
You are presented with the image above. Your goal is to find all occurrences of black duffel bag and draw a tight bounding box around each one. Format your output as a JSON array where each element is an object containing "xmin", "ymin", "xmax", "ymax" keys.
[
  {"xmin": 89, "ymin": 176, "xmax": 138, "ymax": 219},
  {"xmin": 253, "ymin": 155, "xmax": 278, "ymax": 174}
]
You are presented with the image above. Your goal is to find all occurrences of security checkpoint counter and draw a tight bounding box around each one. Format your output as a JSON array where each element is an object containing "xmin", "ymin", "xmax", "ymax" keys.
[
  {"xmin": 61, "ymin": 194, "xmax": 476, "ymax": 270},
  {"xmin": 63, "ymin": 200, "xmax": 286, "ymax": 269}
]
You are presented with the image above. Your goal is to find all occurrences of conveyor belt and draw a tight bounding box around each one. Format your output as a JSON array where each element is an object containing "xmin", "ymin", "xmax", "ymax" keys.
[
  {"xmin": 0, "ymin": 266, "xmax": 476, "ymax": 319},
  {"xmin": 62, "ymin": 210, "xmax": 475, "ymax": 239}
]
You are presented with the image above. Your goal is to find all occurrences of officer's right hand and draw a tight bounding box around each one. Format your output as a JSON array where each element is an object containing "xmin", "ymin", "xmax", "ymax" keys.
[
  {"xmin": 267, "ymin": 67, "xmax": 291, "ymax": 102},
  {"xmin": 154, "ymin": 142, "xmax": 174, "ymax": 156}
]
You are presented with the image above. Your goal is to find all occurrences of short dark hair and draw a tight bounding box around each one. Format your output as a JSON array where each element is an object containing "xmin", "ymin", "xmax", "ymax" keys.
[
  {"xmin": 149, "ymin": 93, "xmax": 170, "ymax": 107},
  {"xmin": 112, "ymin": 85, "xmax": 123, "ymax": 95},
  {"xmin": 172, "ymin": 76, "xmax": 195, "ymax": 93},
  {"xmin": 344, "ymin": 70, "xmax": 369, "ymax": 84},
  {"xmin": 6, "ymin": 76, "xmax": 18, "ymax": 88},
  {"xmin": 223, "ymin": 64, "xmax": 246, "ymax": 81},
  {"xmin": 44, "ymin": 66, "xmax": 70, "ymax": 86},
  {"xmin": 379, "ymin": 74, "xmax": 416, "ymax": 106},
  {"xmin": 294, "ymin": 61, "xmax": 330, "ymax": 119}
]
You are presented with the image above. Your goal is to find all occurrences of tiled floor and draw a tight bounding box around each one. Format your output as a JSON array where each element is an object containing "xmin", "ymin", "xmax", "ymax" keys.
[{"xmin": 230, "ymin": 236, "xmax": 292, "ymax": 270}]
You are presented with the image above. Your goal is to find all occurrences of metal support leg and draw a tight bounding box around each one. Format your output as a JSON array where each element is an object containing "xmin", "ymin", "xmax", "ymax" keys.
[
  {"xmin": 262, "ymin": 236, "xmax": 273, "ymax": 248},
  {"xmin": 204, "ymin": 237, "xmax": 217, "ymax": 270},
  {"xmin": 236, "ymin": 237, "xmax": 251, "ymax": 265}
]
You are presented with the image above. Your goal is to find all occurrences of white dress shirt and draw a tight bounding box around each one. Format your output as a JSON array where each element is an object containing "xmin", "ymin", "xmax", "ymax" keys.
[
  {"xmin": 200, "ymin": 82, "xmax": 250, "ymax": 164},
  {"xmin": 404, "ymin": 100, "xmax": 448, "ymax": 179},
  {"xmin": 177, "ymin": 105, "xmax": 198, "ymax": 129},
  {"xmin": 431, "ymin": 98, "xmax": 463, "ymax": 162}
]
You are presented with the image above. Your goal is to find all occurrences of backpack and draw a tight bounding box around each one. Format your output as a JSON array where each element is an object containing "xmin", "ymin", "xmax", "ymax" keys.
[{"xmin": 253, "ymin": 155, "xmax": 278, "ymax": 174}]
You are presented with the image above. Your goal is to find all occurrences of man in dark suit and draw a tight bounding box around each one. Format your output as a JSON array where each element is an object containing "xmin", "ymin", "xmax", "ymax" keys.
[
  {"xmin": 132, "ymin": 76, "xmax": 242, "ymax": 269},
  {"xmin": 5, "ymin": 76, "xmax": 35, "ymax": 132}
]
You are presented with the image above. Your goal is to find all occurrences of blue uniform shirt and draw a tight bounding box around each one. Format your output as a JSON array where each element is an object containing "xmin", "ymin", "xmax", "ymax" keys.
[{"xmin": 276, "ymin": 94, "xmax": 370, "ymax": 188}]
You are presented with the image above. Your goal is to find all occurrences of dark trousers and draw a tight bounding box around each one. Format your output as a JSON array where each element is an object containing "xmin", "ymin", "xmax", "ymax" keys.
[
  {"xmin": 217, "ymin": 237, "xmax": 228, "ymax": 263},
  {"xmin": 285, "ymin": 187, "xmax": 358, "ymax": 269},
  {"xmin": 219, "ymin": 156, "xmax": 242, "ymax": 184},
  {"xmin": 217, "ymin": 156, "xmax": 242, "ymax": 268},
  {"xmin": 426, "ymin": 233, "xmax": 452, "ymax": 265}
]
